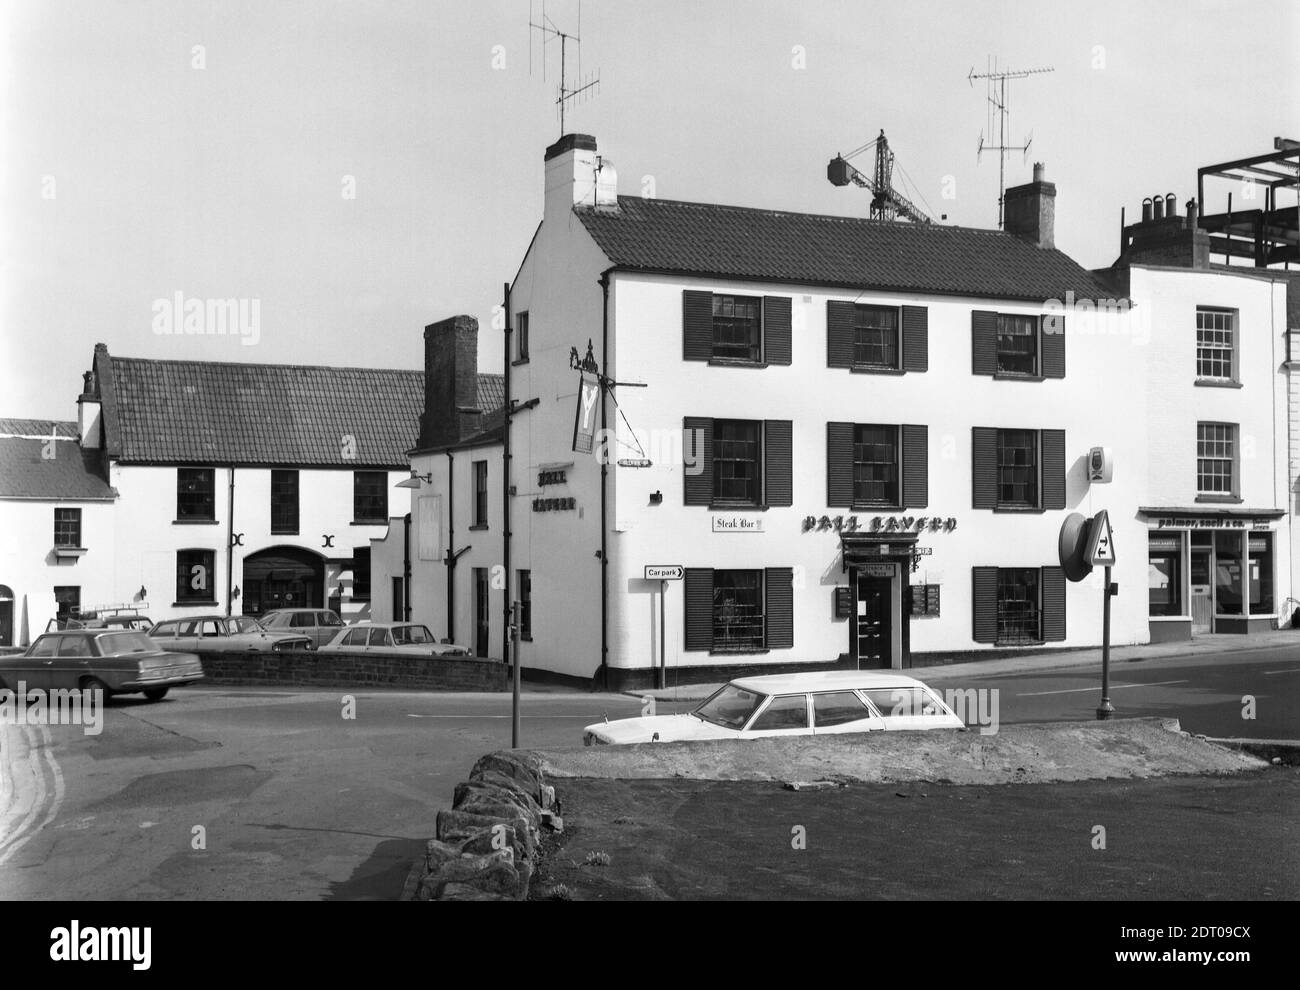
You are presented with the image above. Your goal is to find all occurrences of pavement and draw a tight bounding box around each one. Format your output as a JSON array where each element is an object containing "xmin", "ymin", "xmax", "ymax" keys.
[{"xmin": 629, "ymin": 628, "xmax": 1300, "ymax": 703}]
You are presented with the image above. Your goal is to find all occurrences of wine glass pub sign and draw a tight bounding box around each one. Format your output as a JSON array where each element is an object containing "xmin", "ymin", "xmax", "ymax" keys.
[{"xmin": 572, "ymin": 373, "xmax": 601, "ymax": 454}]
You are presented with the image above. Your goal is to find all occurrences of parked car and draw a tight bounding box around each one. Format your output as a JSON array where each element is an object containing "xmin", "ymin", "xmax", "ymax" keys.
[
  {"xmin": 45, "ymin": 614, "xmax": 154, "ymax": 633},
  {"xmin": 319, "ymin": 622, "xmax": 472, "ymax": 657},
  {"xmin": 0, "ymin": 630, "xmax": 203, "ymax": 701},
  {"xmin": 149, "ymin": 615, "xmax": 313, "ymax": 652},
  {"xmin": 257, "ymin": 609, "xmax": 346, "ymax": 649},
  {"xmin": 583, "ymin": 671, "xmax": 965, "ymax": 745}
]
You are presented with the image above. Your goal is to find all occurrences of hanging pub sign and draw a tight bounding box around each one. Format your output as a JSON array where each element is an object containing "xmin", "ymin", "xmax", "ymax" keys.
[{"xmin": 572, "ymin": 373, "xmax": 600, "ymax": 454}]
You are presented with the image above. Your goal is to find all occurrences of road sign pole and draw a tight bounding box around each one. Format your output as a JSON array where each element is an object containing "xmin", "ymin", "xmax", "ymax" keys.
[
  {"xmin": 659, "ymin": 579, "xmax": 667, "ymax": 690},
  {"xmin": 1097, "ymin": 564, "xmax": 1114, "ymax": 720}
]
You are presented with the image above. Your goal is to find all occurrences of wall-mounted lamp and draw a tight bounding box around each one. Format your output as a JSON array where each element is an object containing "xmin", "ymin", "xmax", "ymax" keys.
[
  {"xmin": 649, "ymin": 491, "xmax": 663, "ymax": 505},
  {"xmin": 231, "ymin": 585, "xmax": 241, "ymax": 600},
  {"xmin": 397, "ymin": 470, "xmax": 434, "ymax": 490}
]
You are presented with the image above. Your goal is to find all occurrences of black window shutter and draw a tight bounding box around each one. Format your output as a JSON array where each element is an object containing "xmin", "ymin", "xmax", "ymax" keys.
[
  {"xmin": 683, "ymin": 290, "xmax": 714, "ymax": 362},
  {"xmin": 1041, "ymin": 313, "xmax": 1066, "ymax": 378},
  {"xmin": 684, "ymin": 568, "xmax": 714, "ymax": 651},
  {"xmin": 972, "ymin": 427, "xmax": 999, "ymax": 509},
  {"xmin": 764, "ymin": 420, "xmax": 793, "ymax": 507},
  {"xmin": 1041, "ymin": 429, "xmax": 1066, "ymax": 510},
  {"xmin": 683, "ymin": 417, "xmax": 714, "ymax": 505},
  {"xmin": 765, "ymin": 567, "xmax": 794, "ymax": 649},
  {"xmin": 827, "ymin": 301, "xmax": 855, "ymax": 368},
  {"xmin": 901, "ymin": 305, "xmax": 929, "ymax": 372},
  {"xmin": 1041, "ymin": 566, "xmax": 1066, "ymax": 641},
  {"xmin": 901, "ymin": 424, "xmax": 929, "ymax": 508},
  {"xmin": 972, "ymin": 310, "xmax": 998, "ymax": 375},
  {"xmin": 972, "ymin": 567, "xmax": 999, "ymax": 644},
  {"xmin": 826, "ymin": 422, "xmax": 855, "ymax": 508},
  {"xmin": 764, "ymin": 296, "xmax": 792, "ymax": 366}
]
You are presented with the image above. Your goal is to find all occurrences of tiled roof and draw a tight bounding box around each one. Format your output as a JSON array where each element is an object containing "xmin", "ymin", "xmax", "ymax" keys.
[
  {"xmin": 0, "ymin": 418, "xmax": 78, "ymax": 439},
  {"xmin": 97, "ymin": 350, "xmax": 504, "ymax": 467},
  {"xmin": 576, "ymin": 196, "xmax": 1116, "ymax": 303},
  {"xmin": 0, "ymin": 437, "xmax": 115, "ymax": 500}
]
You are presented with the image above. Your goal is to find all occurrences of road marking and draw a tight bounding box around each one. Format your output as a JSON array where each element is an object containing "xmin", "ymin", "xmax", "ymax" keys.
[
  {"xmin": 1016, "ymin": 679, "xmax": 1189, "ymax": 697},
  {"xmin": 405, "ymin": 714, "xmax": 606, "ymax": 719},
  {"xmin": 1262, "ymin": 668, "xmax": 1300, "ymax": 675}
]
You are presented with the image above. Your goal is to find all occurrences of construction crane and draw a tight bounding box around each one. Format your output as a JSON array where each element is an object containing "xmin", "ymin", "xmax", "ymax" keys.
[{"xmin": 828, "ymin": 130, "xmax": 932, "ymax": 224}]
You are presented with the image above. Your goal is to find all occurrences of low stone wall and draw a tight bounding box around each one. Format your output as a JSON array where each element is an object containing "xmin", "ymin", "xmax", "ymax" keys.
[
  {"xmin": 403, "ymin": 750, "xmax": 562, "ymax": 901},
  {"xmin": 192, "ymin": 649, "xmax": 508, "ymax": 692}
]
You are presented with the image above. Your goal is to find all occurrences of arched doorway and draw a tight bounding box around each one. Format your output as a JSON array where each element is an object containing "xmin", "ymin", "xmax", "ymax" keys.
[
  {"xmin": 242, "ymin": 547, "xmax": 324, "ymax": 617},
  {"xmin": 0, "ymin": 585, "xmax": 13, "ymax": 646}
]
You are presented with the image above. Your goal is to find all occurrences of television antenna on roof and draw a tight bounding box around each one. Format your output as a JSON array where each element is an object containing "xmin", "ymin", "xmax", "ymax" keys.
[
  {"xmin": 969, "ymin": 58, "xmax": 1054, "ymax": 228},
  {"xmin": 530, "ymin": 0, "xmax": 600, "ymax": 136}
]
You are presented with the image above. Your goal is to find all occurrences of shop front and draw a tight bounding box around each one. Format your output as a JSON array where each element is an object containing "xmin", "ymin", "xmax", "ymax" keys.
[{"xmin": 1143, "ymin": 508, "xmax": 1284, "ymax": 641}]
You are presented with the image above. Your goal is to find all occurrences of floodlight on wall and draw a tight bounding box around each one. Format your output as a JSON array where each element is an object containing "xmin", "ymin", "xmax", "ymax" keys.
[{"xmin": 397, "ymin": 470, "xmax": 433, "ymax": 490}]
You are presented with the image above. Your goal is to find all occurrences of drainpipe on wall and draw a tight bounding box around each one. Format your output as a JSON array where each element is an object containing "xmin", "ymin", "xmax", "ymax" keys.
[
  {"xmin": 504, "ymin": 280, "xmax": 518, "ymax": 747},
  {"xmin": 226, "ymin": 466, "xmax": 236, "ymax": 616},
  {"xmin": 403, "ymin": 512, "xmax": 412, "ymax": 622},
  {"xmin": 446, "ymin": 450, "xmax": 456, "ymax": 642},
  {"xmin": 598, "ymin": 269, "xmax": 612, "ymax": 692}
]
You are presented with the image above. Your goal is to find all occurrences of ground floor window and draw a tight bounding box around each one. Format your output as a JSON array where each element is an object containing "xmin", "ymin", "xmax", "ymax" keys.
[
  {"xmin": 1248, "ymin": 534, "xmax": 1274, "ymax": 615},
  {"xmin": 1214, "ymin": 533, "xmax": 1244, "ymax": 615},
  {"xmin": 1148, "ymin": 534, "xmax": 1182, "ymax": 616},
  {"xmin": 713, "ymin": 570, "xmax": 764, "ymax": 650},
  {"xmin": 175, "ymin": 550, "xmax": 215, "ymax": 603},
  {"xmin": 53, "ymin": 586, "xmax": 81, "ymax": 626},
  {"xmin": 996, "ymin": 568, "xmax": 1041, "ymax": 645},
  {"xmin": 684, "ymin": 567, "xmax": 794, "ymax": 653}
]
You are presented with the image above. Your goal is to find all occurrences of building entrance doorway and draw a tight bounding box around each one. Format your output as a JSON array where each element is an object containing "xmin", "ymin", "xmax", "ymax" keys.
[
  {"xmin": 473, "ymin": 568, "xmax": 490, "ymax": 658},
  {"xmin": 855, "ymin": 571, "xmax": 893, "ymax": 669},
  {"xmin": 1190, "ymin": 548, "xmax": 1212, "ymax": 634},
  {"xmin": 242, "ymin": 547, "xmax": 324, "ymax": 617}
]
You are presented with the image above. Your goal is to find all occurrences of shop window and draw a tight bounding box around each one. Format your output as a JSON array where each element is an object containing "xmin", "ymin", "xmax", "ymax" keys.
[
  {"xmin": 1148, "ymin": 536, "xmax": 1182, "ymax": 617},
  {"xmin": 1214, "ymin": 532, "xmax": 1243, "ymax": 615},
  {"xmin": 1249, "ymin": 534, "xmax": 1274, "ymax": 615}
]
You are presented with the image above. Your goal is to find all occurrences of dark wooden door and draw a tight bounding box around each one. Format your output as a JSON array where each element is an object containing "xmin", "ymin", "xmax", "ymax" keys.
[
  {"xmin": 856, "ymin": 576, "xmax": 891, "ymax": 669},
  {"xmin": 474, "ymin": 568, "xmax": 490, "ymax": 658}
]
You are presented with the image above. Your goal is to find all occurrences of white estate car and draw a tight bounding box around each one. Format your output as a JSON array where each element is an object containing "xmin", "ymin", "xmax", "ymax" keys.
[{"xmin": 583, "ymin": 671, "xmax": 964, "ymax": 745}]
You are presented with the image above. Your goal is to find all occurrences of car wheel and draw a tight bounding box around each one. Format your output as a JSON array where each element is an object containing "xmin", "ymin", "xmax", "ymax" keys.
[
  {"xmin": 81, "ymin": 676, "xmax": 114, "ymax": 699},
  {"xmin": 143, "ymin": 687, "xmax": 170, "ymax": 702}
]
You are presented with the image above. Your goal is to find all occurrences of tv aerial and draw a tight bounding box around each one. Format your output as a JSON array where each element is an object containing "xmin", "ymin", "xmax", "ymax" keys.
[
  {"xmin": 969, "ymin": 58, "xmax": 1054, "ymax": 228},
  {"xmin": 530, "ymin": 0, "xmax": 600, "ymax": 135}
]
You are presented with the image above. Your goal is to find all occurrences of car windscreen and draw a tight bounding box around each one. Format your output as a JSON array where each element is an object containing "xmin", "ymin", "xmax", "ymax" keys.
[
  {"xmin": 95, "ymin": 632, "xmax": 159, "ymax": 656},
  {"xmin": 693, "ymin": 684, "xmax": 768, "ymax": 730},
  {"xmin": 229, "ymin": 617, "xmax": 263, "ymax": 634},
  {"xmin": 392, "ymin": 625, "xmax": 435, "ymax": 645}
]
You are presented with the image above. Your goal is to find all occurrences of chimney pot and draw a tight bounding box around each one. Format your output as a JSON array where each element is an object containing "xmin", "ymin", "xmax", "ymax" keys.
[{"xmin": 1032, "ymin": 162, "xmax": 1045, "ymax": 182}]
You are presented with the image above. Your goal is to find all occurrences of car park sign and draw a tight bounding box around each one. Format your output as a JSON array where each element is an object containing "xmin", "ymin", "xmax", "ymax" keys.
[{"xmin": 645, "ymin": 565, "xmax": 684, "ymax": 581}]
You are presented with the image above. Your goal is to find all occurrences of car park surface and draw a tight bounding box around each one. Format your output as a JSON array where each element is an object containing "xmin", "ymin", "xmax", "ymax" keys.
[{"xmin": 583, "ymin": 671, "xmax": 964, "ymax": 745}]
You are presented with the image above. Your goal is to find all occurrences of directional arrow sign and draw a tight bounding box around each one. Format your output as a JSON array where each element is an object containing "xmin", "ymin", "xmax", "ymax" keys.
[
  {"xmin": 1086, "ymin": 510, "xmax": 1116, "ymax": 566},
  {"xmin": 645, "ymin": 565, "xmax": 684, "ymax": 581}
]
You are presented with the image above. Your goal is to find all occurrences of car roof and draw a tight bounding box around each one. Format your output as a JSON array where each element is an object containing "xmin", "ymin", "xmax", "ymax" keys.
[
  {"xmin": 362, "ymin": 622, "xmax": 426, "ymax": 630},
  {"xmin": 727, "ymin": 671, "xmax": 933, "ymax": 695}
]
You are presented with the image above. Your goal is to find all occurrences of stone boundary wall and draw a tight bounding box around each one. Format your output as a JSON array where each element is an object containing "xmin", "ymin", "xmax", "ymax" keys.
[{"xmin": 192, "ymin": 649, "xmax": 508, "ymax": 692}]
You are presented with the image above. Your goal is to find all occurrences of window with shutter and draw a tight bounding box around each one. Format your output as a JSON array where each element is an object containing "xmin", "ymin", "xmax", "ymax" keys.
[
  {"xmin": 997, "ymin": 430, "xmax": 1039, "ymax": 507},
  {"xmin": 713, "ymin": 570, "xmax": 764, "ymax": 650},
  {"xmin": 972, "ymin": 311, "xmax": 999, "ymax": 376},
  {"xmin": 971, "ymin": 428, "xmax": 999, "ymax": 508},
  {"xmin": 683, "ymin": 418, "xmax": 714, "ymax": 505},
  {"xmin": 764, "ymin": 296, "xmax": 792, "ymax": 366},
  {"xmin": 827, "ymin": 301, "xmax": 856, "ymax": 369},
  {"xmin": 764, "ymin": 420, "xmax": 793, "ymax": 507},
  {"xmin": 1041, "ymin": 313, "xmax": 1066, "ymax": 378},
  {"xmin": 901, "ymin": 424, "xmax": 928, "ymax": 508},
  {"xmin": 901, "ymin": 305, "xmax": 929, "ymax": 372},
  {"xmin": 684, "ymin": 568, "xmax": 714, "ymax": 651},
  {"xmin": 765, "ymin": 567, "xmax": 794, "ymax": 649},
  {"xmin": 1041, "ymin": 429, "xmax": 1066, "ymax": 510},
  {"xmin": 683, "ymin": 291, "xmax": 714, "ymax": 362},
  {"xmin": 713, "ymin": 420, "xmax": 762, "ymax": 505},
  {"xmin": 852, "ymin": 425, "xmax": 899, "ymax": 506},
  {"xmin": 1041, "ymin": 566, "xmax": 1066, "ymax": 641},
  {"xmin": 996, "ymin": 567, "xmax": 1041, "ymax": 645},
  {"xmin": 972, "ymin": 567, "xmax": 999, "ymax": 644},
  {"xmin": 826, "ymin": 422, "xmax": 856, "ymax": 508}
]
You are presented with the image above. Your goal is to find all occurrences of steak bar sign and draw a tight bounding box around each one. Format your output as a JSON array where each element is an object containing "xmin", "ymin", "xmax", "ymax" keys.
[{"xmin": 713, "ymin": 516, "xmax": 764, "ymax": 533}]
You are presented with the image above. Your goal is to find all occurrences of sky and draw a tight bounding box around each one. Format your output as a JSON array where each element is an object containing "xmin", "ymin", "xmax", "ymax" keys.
[{"xmin": 2, "ymin": 0, "xmax": 1297, "ymax": 421}]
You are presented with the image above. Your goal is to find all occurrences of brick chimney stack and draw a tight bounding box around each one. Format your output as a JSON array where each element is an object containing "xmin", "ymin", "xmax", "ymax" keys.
[
  {"xmin": 419, "ymin": 315, "xmax": 482, "ymax": 449},
  {"xmin": 1003, "ymin": 162, "xmax": 1056, "ymax": 249}
]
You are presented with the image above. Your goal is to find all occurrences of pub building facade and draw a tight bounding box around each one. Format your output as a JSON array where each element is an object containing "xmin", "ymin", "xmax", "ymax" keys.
[
  {"xmin": 1103, "ymin": 202, "xmax": 1296, "ymax": 642},
  {"xmin": 381, "ymin": 134, "xmax": 1180, "ymax": 688}
]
